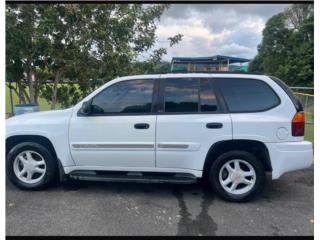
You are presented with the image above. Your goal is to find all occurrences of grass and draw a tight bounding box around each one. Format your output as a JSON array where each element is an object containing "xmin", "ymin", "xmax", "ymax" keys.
[
  {"xmin": 305, "ymin": 125, "xmax": 314, "ymax": 143},
  {"xmin": 305, "ymin": 112, "xmax": 314, "ymax": 143},
  {"xmin": 5, "ymin": 85, "xmax": 314, "ymax": 143}
]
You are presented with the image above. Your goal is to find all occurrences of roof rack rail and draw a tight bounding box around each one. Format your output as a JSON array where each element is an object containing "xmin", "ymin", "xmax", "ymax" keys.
[{"xmin": 165, "ymin": 71, "xmax": 264, "ymax": 75}]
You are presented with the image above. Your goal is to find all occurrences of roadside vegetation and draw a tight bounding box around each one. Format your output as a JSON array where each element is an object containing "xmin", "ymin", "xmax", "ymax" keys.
[
  {"xmin": 6, "ymin": 4, "xmax": 180, "ymax": 110},
  {"xmin": 249, "ymin": 4, "xmax": 313, "ymax": 88}
]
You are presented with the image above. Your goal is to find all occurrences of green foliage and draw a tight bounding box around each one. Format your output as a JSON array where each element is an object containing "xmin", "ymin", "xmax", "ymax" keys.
[
  {"xmin": 249, "ymin": 53, "xmax": 264, "ymax": 73},
  {"xmin": 153, "ymin": 62, "xmax": 172, "ymax": 73},
  {"xmin": 168, "ymin": 34, "xmax": 183, "ymax": 47},
  {"xmin": 249, "ymin": 4, "xmax": 313, "ymax": 86},
  {"xmin": 6, "ymin": 3, "xmax": 182, "ymax": 108},
  {"xmin": 6, "ymin": 6, "xmax": 24, "ymax": 84}
]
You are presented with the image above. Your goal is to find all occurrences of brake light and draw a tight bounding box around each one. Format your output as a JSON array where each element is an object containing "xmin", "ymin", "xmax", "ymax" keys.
[{"xmin": 292, "ymin": 112, "xmax": 305, "ymax": 136}]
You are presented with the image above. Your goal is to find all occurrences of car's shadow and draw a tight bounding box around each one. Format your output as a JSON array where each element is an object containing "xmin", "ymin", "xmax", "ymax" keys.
[
  {"xmin": 7, "ymin": 166, "xmax": 313, "ymax": 204},
  {"xmin": 57, "ymin": 175, "xmax": 284, "ymax": 203}
]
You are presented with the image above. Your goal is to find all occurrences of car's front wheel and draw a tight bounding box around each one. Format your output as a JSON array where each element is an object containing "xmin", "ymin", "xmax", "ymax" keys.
[
  {"xmin": 209, "ymin": 150, "xmax": 265, "ymax": 202},
  {"xmin": 6, "ymin": 142, "xmax": 57, "ymax": 190}
]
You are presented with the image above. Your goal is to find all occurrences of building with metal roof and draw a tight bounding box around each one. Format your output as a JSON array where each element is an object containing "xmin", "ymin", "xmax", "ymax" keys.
[{"xmin": 171, "ymin": 55, "xmax": 250, "ymax": 72}]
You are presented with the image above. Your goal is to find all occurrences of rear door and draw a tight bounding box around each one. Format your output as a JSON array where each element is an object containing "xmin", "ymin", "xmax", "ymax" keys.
[{"xmin": 155, "ymin": 77, "xmax": 232, "ymax": 171}]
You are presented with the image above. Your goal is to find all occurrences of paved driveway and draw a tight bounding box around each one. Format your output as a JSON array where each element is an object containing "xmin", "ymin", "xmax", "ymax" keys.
[{"xmin": 6, "ymin": 167, "xmax": 313, "ymax": 236}]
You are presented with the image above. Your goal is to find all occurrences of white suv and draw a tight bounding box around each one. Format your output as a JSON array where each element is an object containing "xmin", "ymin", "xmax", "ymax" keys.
[{"xmin": 6, "ymin": 73, "xmax": 313, "ymax": 202}]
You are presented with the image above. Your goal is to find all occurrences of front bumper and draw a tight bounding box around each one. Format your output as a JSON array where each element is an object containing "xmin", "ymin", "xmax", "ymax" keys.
[{"xmin": 266, "ymin": 141, "xmax": 313, "ymax": 179}]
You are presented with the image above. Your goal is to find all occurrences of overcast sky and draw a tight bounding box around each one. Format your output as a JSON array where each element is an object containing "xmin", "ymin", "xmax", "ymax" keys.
[{"xmin": 153, "ymin": 4, "xmax": 290, "ymax": 62}]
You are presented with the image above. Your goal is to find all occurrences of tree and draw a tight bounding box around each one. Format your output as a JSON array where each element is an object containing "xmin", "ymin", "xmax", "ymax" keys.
[
  {"xmin": 248, "ymin": 50, "xmax": 264, "ymax": 73},
  {"xmin": 279, "ymin": 4, "xmax": 314, "ymax": 86},
  {"xmin": 249, "ymin": 4, "xmax": 313, "ymax": 87},
  {"xmin": 6, "ymin": 4, "xmax": 44, "ymax": 104},
  {"xmin": 6, "ymin": 6, "xmax": 25, "ymax": 105},
  {"xmin": 257, "ymin": 12, "xmax": 291, "ymax": 76},
  {"xmin": 285, "ymin": 4, "xmax": 313, "ymax": 30},
  {"xmin": 6, "ymin": 4, "xmax": 183, "ymax": 109}
]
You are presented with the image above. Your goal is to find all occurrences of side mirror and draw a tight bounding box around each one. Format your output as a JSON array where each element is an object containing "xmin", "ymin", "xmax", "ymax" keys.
[{"xmin": 80, "ymin": 101, "xmax": 92, "ymax": 115}]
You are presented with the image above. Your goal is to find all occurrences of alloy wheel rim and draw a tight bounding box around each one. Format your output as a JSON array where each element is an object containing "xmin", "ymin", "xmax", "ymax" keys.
[
  {"xmin": 219, "ymin": 159, "xmax": 256, "ymax": 195},
  {"xmin": 13, "ymin": 150, "xmax": 46, "ymax": 184}
]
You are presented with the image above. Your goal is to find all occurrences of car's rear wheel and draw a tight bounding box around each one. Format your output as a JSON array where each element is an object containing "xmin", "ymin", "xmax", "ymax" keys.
[
  {"xmin": 6, "ymin": 142, "xmax": 57, "ymax": 190},
  {"xmin": 209, "ymin": 150, "xmax": 265, "ymax": 202}
]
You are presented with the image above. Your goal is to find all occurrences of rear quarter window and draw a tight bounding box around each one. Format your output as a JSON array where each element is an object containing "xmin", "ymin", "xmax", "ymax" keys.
[
  {"xmin": 216, "ymin": 78, "xmax": 280, "ymax": 112},
  {"xmin": 269, "ymin": 76, "xmax": 303, "ymax": 112}
]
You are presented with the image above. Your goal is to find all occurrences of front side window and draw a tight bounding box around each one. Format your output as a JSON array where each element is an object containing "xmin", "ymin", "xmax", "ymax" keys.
[
  {"xmin": 91, "ymin": 79, "xmax": 154, "ymax": 114},
  {"xmin": 216, "ymin": 78, "xmax": 280, "ymax": 112}
]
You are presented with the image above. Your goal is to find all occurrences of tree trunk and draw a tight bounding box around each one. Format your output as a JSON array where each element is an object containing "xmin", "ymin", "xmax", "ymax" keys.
[
  {"xmin": 33, "ymin": 71, "xmax": 39, "ymax": 105},
  {"xmin": 17, "ymin": 81, "xmax": 26, "ymax": 104},
  {"xmin": 6, "ymin": 83, "xmax": 19, "ymax": 102},
  {"xmin": 22, "ymin": 85, "xmax": 31, "ymax": 103},
  {"xmin": 27, "ymin": 69, "xmax": 36, "ymax": 104},
  {"xmin": 51, "ymin": 71, "xmax": 60, "ymax": 110}
]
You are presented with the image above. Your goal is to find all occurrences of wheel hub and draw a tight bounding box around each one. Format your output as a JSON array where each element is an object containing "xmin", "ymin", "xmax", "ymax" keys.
[
  {"xmin": 231, "ymin": 172, "xmax": 241, "ymax": 182},
  {"xmin": 219, "ymin": 159, "xmax": 256, "ymax": 195},
  {"xmin": 13, "ymin": 150, "xmax": 46, "ymax": 184}
]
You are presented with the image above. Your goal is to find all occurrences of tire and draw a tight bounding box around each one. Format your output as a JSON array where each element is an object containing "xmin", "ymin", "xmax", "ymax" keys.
[
  {"xmin": 6, "ymin": 142, "xmax": 57, "ymax": 190},
  {"xmin": 209, "ymin": 150, "xmax": 265, "ymax": 202}
]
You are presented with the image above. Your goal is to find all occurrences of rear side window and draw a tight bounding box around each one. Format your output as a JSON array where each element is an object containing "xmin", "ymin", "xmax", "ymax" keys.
[
  {"xmin": 164, "ymin": 78, "xmax": 199, "ymax": 112},
  {"xmin": 200, "ymin": 79, "xmax": 218, "ymax": 112},
  {"xmin": 216, "ymin": 78, "xmax": 280, "ymax": 112},
  {"xmin": 163, "ymin": 78, "xmax": 219, "ymax": 113}
]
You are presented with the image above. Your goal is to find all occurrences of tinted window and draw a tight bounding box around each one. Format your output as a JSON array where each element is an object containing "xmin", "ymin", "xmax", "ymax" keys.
[
  {"xmin": 216, "ymin": 78, "xmax": 280, "ymax": 112},
  {"xmin": 91, "ymin": 79, "xmax": 154, "ymax": 114},
  {"xmin": 164, "ymin": 78, "xmax": 199, "ymax": 112},
  {"xmin": 200, "ymin": 79, "xmax": 218, "ymax": 112},
  {"xmin": 270, "ymin": 76, "xmax": 303, "ymax": 111}
]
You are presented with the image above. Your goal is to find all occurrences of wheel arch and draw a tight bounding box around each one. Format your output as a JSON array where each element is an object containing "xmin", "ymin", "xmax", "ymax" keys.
[
  {"xmin": 203, "ymin": 139, "xmax": 272, "ymax": 179},
  {"xmin": 6, "ymin": 135, "xmax": 57, "ymax": 161}
]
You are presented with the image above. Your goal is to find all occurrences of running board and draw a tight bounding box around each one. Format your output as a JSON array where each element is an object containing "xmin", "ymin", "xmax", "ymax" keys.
[{"xmin": 69, "ymin": 170, "xmax": 197, "ymax": 184}]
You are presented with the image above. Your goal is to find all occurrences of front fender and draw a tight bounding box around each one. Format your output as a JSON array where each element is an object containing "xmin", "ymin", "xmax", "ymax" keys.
[{"xmin": 6, "ymin": 109, "xmax": 75, "ymax": 167}]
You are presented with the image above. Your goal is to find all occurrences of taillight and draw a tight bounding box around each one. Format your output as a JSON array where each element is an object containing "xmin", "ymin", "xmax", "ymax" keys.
[{"xmin": 292, "ymin": 112, "xmax": 305, "ymax": 136}]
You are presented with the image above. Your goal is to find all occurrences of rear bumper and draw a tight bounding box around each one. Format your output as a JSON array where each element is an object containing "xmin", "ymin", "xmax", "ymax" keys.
[{"xmin": 266, "ymin": 141, "xmax": 313, "ymax": 179}]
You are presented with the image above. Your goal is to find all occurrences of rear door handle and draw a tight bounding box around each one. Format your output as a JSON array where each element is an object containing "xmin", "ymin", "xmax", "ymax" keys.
[
  {"xmin": 206, "ymin": 122, "xmax": 223, "ymax": 129},
  {"xmin": 134, "ymin": 123, "xmax": 150, "ymax": 129}
]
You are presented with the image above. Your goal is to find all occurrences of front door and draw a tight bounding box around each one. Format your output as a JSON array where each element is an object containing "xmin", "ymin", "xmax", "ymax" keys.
[{"xmin": 69, "ymin": 79, "xmax": 157, "ymax": 168}]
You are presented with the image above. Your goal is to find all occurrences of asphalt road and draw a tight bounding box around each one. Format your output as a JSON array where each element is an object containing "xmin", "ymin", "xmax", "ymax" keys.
[{"xmin": 6, "ymin": 167, "xmax": 314, "ymax": 236}]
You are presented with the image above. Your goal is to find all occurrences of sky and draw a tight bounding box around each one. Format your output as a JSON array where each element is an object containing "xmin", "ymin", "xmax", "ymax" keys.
[{"xmin": 153, "ymin": 4, "xmax": 290, "ymax": 62}]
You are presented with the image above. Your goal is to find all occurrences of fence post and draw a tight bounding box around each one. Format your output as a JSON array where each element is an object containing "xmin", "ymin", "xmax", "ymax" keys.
[
  {"xmin": 9, "ymin": 80, "xmax": 14, "ymax": 116},
  {"xmin": 305, "ymin": 95, "xmax": 308, "ymax": 111}
]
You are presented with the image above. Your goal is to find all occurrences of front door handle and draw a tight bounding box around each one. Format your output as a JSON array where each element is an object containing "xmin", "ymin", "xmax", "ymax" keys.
[
  {"xmin": 206, "ymin": 122, "xmax": 223, "ymax": 129},
  {"xmin": 134, "ymin": 123, "xmax": 150, "ymax": 129}
]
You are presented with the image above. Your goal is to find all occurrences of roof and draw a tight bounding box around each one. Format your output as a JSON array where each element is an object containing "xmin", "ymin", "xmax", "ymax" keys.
[
  {"xmin": 171, "ymin": 55, "xmax": 250, "ymax": 64},
  {"xmin": 115, "ymin": 72, "xmax": 265, "ymax": 81}
]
